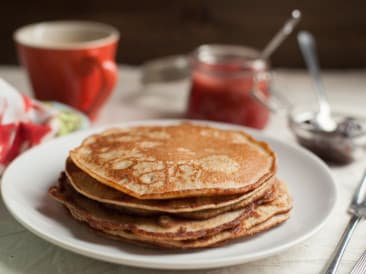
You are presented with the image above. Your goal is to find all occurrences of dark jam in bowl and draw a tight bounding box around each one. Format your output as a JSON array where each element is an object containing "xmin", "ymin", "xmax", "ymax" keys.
[
  {"xmin": 186, "ymin": 45, "xmax": 270, "ymax": 129},
  {"xmin": 289, "ymin": 109, "xmax": 366, "ymax": 165}
]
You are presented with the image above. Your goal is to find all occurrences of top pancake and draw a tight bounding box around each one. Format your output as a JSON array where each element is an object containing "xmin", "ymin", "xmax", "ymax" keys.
[{"xmin": 70, "ymin": 123, "xmax": 276, "ymax": 199}]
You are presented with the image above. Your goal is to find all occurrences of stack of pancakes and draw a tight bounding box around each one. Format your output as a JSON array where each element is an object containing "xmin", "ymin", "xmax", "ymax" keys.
[{"xmin": 49, "ymin": 123, "xmax": 292, "ymax": 248}]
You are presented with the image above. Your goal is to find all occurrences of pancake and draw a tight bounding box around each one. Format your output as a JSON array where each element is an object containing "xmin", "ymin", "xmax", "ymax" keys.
[
  {"xmin": 49, "ymin": 175, "xmax": 257, "ymax": 241},
  {"xmin": 178, "ymin": 184, "xmax": 276, "ymax": 219},
  {"xmin": 102, "ymin": 213, "xmax": 290, "ymax": 249},
  {"xmin": 69, "ymin": 123, "xmax": 277, "ymax": 199},
  {"xmin": 48, "ymin": 176, "xmax": 291, "ymax": 248},
  {"xmin": 65, "ymin": 157, "xmax": 276, "ymax": 218}
]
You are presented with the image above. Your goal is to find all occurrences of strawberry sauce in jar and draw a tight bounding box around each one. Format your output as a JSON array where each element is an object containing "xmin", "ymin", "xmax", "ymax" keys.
[{"xmin": 186, "ymin": 45, "xmax": 270, "ymax": 129}]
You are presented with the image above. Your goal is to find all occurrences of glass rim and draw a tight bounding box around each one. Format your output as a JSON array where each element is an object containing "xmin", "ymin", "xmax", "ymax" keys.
[
  {"xmin": 190, "ymin": 44, "xmax": 269, "ymax": 73},
  {"xmin": 191, "ymin": 65, "xmax": 271, "ymax": 79}
]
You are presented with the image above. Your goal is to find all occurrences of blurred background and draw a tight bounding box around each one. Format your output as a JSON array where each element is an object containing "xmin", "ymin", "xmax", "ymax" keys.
[{"xmin": 2, "ymin": 0, "xmax": 366, "ymax": 68}]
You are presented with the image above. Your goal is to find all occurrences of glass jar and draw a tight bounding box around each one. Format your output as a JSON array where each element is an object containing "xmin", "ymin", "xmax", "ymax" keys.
[{"xmin": 186, "ymin": 45, "xmax": 270, "ymax": 129}]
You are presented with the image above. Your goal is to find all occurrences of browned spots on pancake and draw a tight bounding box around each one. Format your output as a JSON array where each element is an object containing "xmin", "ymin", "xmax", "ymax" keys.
[
  {"xmin": 70, "ymin": 123, "xmax": 276, "ymax": 199},
  {"xmin": 65, "ymin": 158, "xmax": 276, "ymax": 217}
]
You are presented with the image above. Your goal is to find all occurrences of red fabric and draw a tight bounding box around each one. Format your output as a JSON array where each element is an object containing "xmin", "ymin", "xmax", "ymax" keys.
[
  {"xmin": 0, "ymin": 122, "xmax": 51, "ymax": 166},
  {"xmin": 0, "ymin": 124, "xmax": 16, "ymax": 165}
]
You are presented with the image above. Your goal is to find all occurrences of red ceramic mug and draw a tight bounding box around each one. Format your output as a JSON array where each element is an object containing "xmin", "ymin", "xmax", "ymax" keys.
[{"xmin": 14, "ymin": 21, "xmax": 119, "ymax": 120}]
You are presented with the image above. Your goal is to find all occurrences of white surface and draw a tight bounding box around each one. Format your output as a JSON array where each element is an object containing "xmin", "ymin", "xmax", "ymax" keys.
[
  {"xmin": 0, "ymin": 66, "xmax": 366, "ymax": 273},
  {"xmin": 1, "ymin": 120, "xmax": 336, "ymax": 270}
]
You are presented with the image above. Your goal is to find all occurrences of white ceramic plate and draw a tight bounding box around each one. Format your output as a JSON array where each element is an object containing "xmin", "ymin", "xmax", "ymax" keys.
[{"xmin": 1, "ymin": 120, "xmax": 337, "ymax": 270}]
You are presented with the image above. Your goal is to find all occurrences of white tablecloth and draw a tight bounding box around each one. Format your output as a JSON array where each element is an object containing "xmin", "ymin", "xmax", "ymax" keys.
[{"xmin": 1, "ymin": 66, "xmax": 366, "ymax": 274}]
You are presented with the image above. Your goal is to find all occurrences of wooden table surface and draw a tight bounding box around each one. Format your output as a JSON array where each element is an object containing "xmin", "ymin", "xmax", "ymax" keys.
[{"xmin": 1, "ymin": 66, "xmax": 366, "ymax": 274}]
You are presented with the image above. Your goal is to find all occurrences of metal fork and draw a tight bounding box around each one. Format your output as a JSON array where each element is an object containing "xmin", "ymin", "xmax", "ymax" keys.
[
  {"xmin": 350, "ymin": 250, "xmax": 366, "ymax": 274},
  {"xmin": 323, "ymin": 171, "xmax": 366, "ymax": 274}
]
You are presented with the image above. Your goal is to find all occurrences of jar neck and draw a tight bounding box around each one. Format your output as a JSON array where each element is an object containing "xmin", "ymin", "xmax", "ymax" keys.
[{"xmin": 190, "ymin": 44, "xmax": 269, "ymax": 77}]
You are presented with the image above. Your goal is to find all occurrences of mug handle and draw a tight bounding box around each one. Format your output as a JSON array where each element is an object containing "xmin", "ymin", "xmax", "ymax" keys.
[
  {"xmin": 250, "ymin": 72, "xmax": 291, "ymax": 113},
  {"xmin": 81, "ymin": 56, "xmax": 118, "ymax": 119}
]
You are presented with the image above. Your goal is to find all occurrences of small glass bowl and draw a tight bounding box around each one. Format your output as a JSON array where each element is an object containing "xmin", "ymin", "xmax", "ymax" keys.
[{"xmin": 288, "ymin": 105, "xmax": 366, "ymax": 165}]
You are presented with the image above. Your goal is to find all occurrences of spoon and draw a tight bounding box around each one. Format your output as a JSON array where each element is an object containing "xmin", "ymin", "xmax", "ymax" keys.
[
  {"xmin": 260, "ymin": 9, "xmax": 302, "ymax": 60},
  {"xmin": 297, "ymin": 31, "xmax": 337, "ymax": 132}
]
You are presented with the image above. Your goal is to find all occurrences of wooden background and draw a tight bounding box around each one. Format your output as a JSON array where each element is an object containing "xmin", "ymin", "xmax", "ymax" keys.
[{"xmin": 2, "ymin": 0, "xmax": 366, "ymax": 68}]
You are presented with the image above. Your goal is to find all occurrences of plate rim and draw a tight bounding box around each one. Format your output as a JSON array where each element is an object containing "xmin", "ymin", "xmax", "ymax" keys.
[{"xmin": 1, "ymin": 119, "xmax": 337, "ymax": 270}]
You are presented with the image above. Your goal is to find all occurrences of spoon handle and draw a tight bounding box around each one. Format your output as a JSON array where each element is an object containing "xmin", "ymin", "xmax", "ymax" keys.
[
  {"xmin": 297, "ymin": 31, "xmax": 330, "ymax": 114},
  {"xmin": 260, "ymin": 10, "xmax": 301, "ymax": 60}
]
